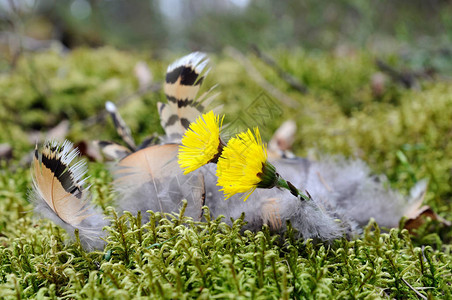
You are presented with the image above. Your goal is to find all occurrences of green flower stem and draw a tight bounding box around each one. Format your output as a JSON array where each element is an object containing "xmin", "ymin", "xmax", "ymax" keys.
[{"xmin": 276, "ymin": 176, "xmax": 311, "ymax": 202}]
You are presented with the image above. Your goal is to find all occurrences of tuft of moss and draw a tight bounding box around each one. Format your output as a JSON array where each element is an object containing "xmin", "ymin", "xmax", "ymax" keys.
[{"xmin": 1, "ymin": 206, "xmax": 451, "ymax": 298}]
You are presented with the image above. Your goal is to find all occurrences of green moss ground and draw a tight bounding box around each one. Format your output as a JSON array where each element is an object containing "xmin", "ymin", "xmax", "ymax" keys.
[{"xmin": 0, "ymin": 47, "xmax": 451, "ymax": 298}]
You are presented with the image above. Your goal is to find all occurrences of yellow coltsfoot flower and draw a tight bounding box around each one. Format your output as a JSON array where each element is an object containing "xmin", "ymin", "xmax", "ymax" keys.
[
  {"xmin": 178, "ymin": 111, "xmax": 310, "ymax": 202},
  {"xmin": 178, "ymin": 111, "xmax": 224, "ymax": 174},
  {"xmin": 217, "ymin": 127, "xmax": 277, "ymax": 201},
  {"xmin": 217, "ymin": 127, "xmax": 311, "ymax": 202}
]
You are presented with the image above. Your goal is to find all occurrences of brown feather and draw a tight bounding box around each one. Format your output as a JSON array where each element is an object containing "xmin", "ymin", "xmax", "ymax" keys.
[
  {"xmin": 32, "ymin": 142, "xmax": 91, "ymax": 226},
  {"xmin": 113, "ymin": 144, "xmax": 206, "ymax": 221},
  {"xmin": 115, "ymin": 144, "xmax": 179, "ymax": 184},
  {"xmin": 261, "ymin": 198, "xmax": 283, "ymax": 230}
]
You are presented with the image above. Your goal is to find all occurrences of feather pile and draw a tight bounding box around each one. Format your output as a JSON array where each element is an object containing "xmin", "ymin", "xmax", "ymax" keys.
[{"xmin": 30, "ymin": 52, "xmax": 429, "ymax": 250}]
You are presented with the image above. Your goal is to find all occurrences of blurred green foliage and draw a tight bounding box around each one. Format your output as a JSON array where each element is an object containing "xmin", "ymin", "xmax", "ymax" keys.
[
  {"xmin": 3, "ymin": 0, "xmax": 451, "ymax": 51},
  {"xmin": 0, "ymin": 47, "xmax": 451, "ymax": 298},
  {"xmin": 0, "ymin": 47, "xmax": 164, "ymax": 155}
]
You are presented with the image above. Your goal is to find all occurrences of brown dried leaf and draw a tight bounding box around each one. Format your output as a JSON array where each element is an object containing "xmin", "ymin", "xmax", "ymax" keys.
[{"xmin": 404, "ymin": 205, "xmax": 451, "ymax": 232}]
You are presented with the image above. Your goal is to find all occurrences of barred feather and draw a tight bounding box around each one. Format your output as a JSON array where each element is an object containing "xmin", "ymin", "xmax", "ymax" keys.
[
  {"xmin": 105, "ymin": 101, "xmax": 136, "ymax": 151},
  {"xmin": 158, "ymin": 52, "xmax": 217, "ymax": 142},
  {"xmin": 30, "ymin": 140, "xmax": 107, "ymax": 250},
  {"xmin": 93, "ymin": 140, "xmax": 132, "ymax": 161}
]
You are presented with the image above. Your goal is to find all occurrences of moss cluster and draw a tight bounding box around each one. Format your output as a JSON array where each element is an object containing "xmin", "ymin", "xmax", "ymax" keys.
[
  {"xmin": 0, "ymin": 47, "xmax": 451, "ymax": 298},
  {"xmin": 1, "ymin": 204, "xmax": 451, "ymax": 299}
]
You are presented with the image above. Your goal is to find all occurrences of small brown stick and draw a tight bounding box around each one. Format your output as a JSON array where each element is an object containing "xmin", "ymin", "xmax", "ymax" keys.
[
  {"xmin": 250, "ymin": 44, "xmax": 308, "ymax": 94},
  {"xmin": 225, "ymin": 47, "xmax": 300, "ymax": 108}
]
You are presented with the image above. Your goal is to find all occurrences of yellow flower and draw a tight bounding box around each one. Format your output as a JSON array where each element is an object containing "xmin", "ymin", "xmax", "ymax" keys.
[
  {"xmin": 217, "ymin": 127, "xmax": 275, "ymax": 201},
  {"xmin": 179, "ymin": 112, "xmax": 311, "ymax": 202},
  {"xmin": 178, "ymin": 111, "xmax": 224, "ymax": 175}
]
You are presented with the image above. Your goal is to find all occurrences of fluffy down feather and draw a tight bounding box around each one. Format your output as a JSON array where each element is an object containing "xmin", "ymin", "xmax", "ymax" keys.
[{"xmin": 113, "ymin": 154, "xmax": 426, "ymax": 242}]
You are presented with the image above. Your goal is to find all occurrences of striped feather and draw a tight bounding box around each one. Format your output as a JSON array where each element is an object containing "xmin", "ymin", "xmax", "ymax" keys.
[
  {"xmin": 159, "ymin": 52, "xmax": 217, "ymax": 141},
  {"xmin": 32, "ymin": 140, "xmax": 90, "ymax": 225},
  {"xmin": 93, "ymin": 140, "xmax": 132, "ymax": 161},
  {"xmin": 30, "ymin": 140, "xmax": 106, "ymax": 250},
  {"xmin": 105, "ymin": 101, "xmax": 136, "ymax": 151}
]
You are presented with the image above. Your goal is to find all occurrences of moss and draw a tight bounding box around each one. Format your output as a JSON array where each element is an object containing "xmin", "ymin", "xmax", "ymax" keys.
[
  {"xmin": 1, "ymin": 209, "xmax": 450, "ymax": 298},
  {"xmin": 0, "ymin": 48, "xmax": 451, "ymax": 298},
  {"xmin": 0, "ymin": 47, "xmax": 161, "ymax": 154}
]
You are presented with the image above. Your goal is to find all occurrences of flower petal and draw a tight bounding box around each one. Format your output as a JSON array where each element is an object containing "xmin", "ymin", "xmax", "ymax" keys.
[
  {"xmin": 178, "ymin": 111, "xmax": 223, "ymax": 174},
  {"xmin": 217, "ymin": 128, "xmax": 271, "ymax": 201}
]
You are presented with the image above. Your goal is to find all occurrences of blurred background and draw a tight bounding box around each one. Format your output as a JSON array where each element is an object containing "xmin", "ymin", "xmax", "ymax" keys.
[{"xmin": 1, "ymin": 0, "xmax": 452, "ymax": 57}]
